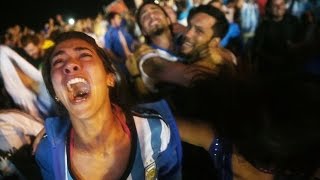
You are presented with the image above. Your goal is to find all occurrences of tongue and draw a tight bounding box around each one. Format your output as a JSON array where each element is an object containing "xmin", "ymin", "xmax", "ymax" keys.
[{"xmin": 70, "ymin": 82, "xmax": 90, "ymax": 99}]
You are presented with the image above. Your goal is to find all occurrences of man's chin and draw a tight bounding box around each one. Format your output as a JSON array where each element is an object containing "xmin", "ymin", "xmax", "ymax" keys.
[
  {"xmin": 180, "ymin": 50, "xmax": 194, "ymax": 62},
  {"xmin": 180, "ymin": 48, "xmax": 203, "ymax": 63},
  {"xmin": 149, "ymin": 26, "xmax": 166, "ymax": 37},
  {"xmin": 181, "ymin": 48, "xmax": 192, "ymax": 56}
]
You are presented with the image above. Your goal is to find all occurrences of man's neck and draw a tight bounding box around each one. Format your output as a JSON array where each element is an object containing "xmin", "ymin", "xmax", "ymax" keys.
[
  {"xmin": 150, "ymin": 30, "xmax": 174, "ymax": 51},
  {"xmin": 273, "ymin": 15, "xmax": 284, "ymax": 22}
]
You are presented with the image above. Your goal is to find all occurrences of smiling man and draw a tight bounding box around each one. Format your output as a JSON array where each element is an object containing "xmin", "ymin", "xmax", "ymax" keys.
[
  {"xmin": 179, "ymin": 5, "xmax": 236, "ymax": 67},
  {"xmin": 128, "ymin": 4, "xmax": 236, "ymax": 94}
]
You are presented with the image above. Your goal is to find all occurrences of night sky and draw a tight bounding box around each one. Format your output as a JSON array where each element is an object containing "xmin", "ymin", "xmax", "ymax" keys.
[{"xmin": 0, "ymin": 0, "xmax": 111, "ymax": 35}]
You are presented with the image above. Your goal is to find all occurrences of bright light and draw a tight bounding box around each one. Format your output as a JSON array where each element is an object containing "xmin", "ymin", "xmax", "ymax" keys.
[{"xmin": 68, "ymin": 18, "xmax": 75, "ymax": 25}]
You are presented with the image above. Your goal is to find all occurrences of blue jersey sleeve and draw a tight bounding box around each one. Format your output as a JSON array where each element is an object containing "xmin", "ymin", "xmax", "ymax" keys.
[{"xmin": 35, "ymin": 135, "xmax": 55, "ymax": 180}]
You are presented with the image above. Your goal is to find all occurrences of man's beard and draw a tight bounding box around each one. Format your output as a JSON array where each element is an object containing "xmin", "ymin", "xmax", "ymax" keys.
[
  {"xmin": 179, "ymin": 43, "xmax": 208, "ymax": 64},
  {"xmin": 149, "ymin": 26, "xmax": 166, "ymax": 37}
]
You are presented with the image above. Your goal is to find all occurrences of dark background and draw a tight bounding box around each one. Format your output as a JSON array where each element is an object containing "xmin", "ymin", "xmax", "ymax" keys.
[{"xmin": 0, "ymin": 0, "xmax": 111, "ymax": 35}]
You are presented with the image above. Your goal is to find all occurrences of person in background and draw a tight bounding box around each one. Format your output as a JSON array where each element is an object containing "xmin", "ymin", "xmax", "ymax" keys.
[
  {"xmin": 20, "ymin": 34, "xmax": 47, "ymax": 69},
  {"xmin": 209, "ymin": 0, "xmax": 243, "ymax": 57},
  {"xmin": 175, "ymin": 0, "xmax": 194, "ymax": 26},
  {"xmin": 0, "ymin": 110, "xmax": 43, "ymax": 179},
  {"xmin": 0, "ymin": 45, "xmax": 54, "ymax": 119},
  {"xmin": 236, "ymin": 0, "xmax": 259, "ymax": 47},
  {"xmin": 105, "ymin": 12, "xmax": 133, "ymax": 61},
  {"xmin": 104, "ymin": 12, "xmax": 135, "ymax": 79},
  {"xmin": 253, "ymin": 0, "xmax": 303, "ymax": 76}
]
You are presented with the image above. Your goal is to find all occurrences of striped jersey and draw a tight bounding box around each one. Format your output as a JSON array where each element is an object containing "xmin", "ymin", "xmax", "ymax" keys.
[{"xmin": 35, "ymin": 107, "xmax": 182, "ymax": 180}]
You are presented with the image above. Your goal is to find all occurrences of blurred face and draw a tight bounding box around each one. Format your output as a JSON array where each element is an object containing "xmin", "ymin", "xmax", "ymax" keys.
[
  {"xmin": 181, "ymin": 12, "xmax": 215, "ymax": 56},
  {"xmin": 24, "ymin": 42, "xmax": 40, "ymax": 59},
  {"xmin": 175, "ymin": 0, "xmax": 188, "ymax": 10},
  {"xmin": 50, "ymin": 39, "xmax": 114, "ymax": 119},
  {"xmin": 56, "ymin": 14, "xmax": 63, "ymax": 22},
  {"xmin": 139, "ymin": 4, "xmax": 171, "ymax": 37},
  {"xmin": 112, "ymin": 14, "xmax": 122, "ymax": 27},
  {"xmin": 271, "ymin": 0, "xmax": 286, "ymax": 20}
]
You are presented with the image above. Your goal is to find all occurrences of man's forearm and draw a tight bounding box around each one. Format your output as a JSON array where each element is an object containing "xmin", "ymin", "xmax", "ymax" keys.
[{"xmin": 143, "ymin": 57, "xmax": 213, "ymax": 87}]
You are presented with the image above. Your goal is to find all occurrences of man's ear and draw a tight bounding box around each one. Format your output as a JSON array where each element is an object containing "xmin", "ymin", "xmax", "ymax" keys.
[
  {"xmin": 166, "ymin": 15, "xmax": 172, "ymax": 26},
  {"xmin": 209, "ymin": 37, "xmax": 221, "ymax": 49},
  {"xmin": 141, "ymin": 28, "xmax": 147, "ymax": 36},
  {"xmin": 106, "ymin": 73, "xmax": 116, "ymax": 87}
]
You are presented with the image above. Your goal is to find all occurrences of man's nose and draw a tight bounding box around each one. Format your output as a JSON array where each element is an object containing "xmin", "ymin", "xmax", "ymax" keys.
[{"xmin": 185, "ymin": 28, "xmax": 194, "ymax": 38}]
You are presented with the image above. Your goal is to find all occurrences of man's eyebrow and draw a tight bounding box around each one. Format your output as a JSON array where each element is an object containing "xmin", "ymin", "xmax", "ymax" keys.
[
  {"xmin": 194, "ymin": 25, "xmax": 204, "ymax": 31},
  {"xmin": 141, "ymin": 6, "xmax": 159, "ymax": 15},
  {"xmin": 140, "ymin": 9, "xmax": 148, "ymax": 16}
]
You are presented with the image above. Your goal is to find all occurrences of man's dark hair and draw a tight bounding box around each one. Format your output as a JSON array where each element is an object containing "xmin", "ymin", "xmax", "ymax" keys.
[
  {"xmin": 135, "ymin": 2, "xmax": 171, "ymax": 32},
  {"xmin": 188, "ymin": 5, "xmax": 229, "ymax": 39},
  {"xmin": 135, "ymin": 2, "xmax": 173, "ymax": 43},
  {"xmin": 209, "ymin": 0, "xmax": 222, "ymax": 3},
  {"xmin": 106, "ymin": 11, "xmax": 120, "ymax": 23},
  {"xmin": 20, "ymin": 34, "xmax": 40, "ymax": 47},
  {"xmin": 265, "ymin": 0, "xmax": 289, "ymax": 19}
]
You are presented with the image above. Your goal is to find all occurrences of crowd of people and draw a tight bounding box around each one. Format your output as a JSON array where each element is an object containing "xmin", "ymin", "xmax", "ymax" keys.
[{"xmin": 0, "ymin": 0, "xmax": 320, "ymax": 179}]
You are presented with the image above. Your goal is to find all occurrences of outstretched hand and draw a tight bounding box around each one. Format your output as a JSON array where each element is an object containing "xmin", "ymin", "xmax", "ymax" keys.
[
  {"xmin": 125, "ymin": 44, "xmax": 154, "ymax": 77},
  {"xmin": 196, "ymin": 40, "xmax": 237, "ymax": 70}
]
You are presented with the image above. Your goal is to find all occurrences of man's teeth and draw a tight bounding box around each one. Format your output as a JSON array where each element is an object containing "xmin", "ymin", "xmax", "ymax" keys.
[
  {"xmin": 67, "ymin": 78, "xmax": 88, "ymax": 91},
  {"xmin": 183, "ymin": 41, "xmax": 193, "ymax": 47}
]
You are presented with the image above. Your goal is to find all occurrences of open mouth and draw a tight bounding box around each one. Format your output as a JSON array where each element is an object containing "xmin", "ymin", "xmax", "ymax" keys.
[
  {"xmin": 182, "ymin": 41, "xmax": 193, "ymax": 49},
  {"xmin": 150, "ymin": 20, "xmax": 160, "ymax": 26},
  {"xmin": 66, "ymin": 77, "xmax": 90, "ymax": 103}
]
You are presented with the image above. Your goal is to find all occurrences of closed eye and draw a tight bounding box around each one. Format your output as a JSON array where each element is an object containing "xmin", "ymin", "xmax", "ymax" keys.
[
  {"xmin": 52, "ymin": 58, "xmax": 64, "ymax": 67},
  {"xmin": 195, "ymin": 27, "xmax": 204, "ymax": 34},
  {"xmin": 79, "ymin": 53, "xmax": 93, "ymax": 60}
]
